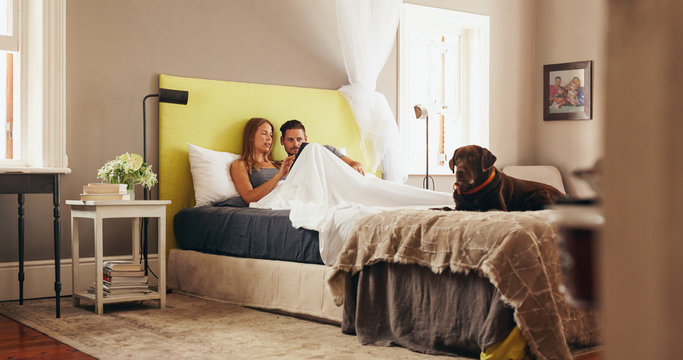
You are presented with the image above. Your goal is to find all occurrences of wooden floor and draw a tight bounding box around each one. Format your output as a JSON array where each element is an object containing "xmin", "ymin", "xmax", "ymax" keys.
[
  {"xmin": 0, "ymin": 313, "xmax": 601, "ymax": 360},
  {"xmin": 0, "ymin": 314, "xmax": 95, "ymax": 360}
]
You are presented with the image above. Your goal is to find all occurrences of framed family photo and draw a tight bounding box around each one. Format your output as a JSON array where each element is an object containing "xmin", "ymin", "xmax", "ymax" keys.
[{"xmin": 543, "ymin": 60, "xmax": 592, "ymax": 121}]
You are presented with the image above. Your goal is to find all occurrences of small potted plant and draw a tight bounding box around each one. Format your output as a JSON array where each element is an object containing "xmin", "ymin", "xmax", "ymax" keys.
[{"xmin": 96, "ymin": 153, "xmax": 158, "ymax": 199}]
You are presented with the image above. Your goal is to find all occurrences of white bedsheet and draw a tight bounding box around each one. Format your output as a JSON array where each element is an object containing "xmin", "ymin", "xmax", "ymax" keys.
[{"xmin": 251, "ymin": 143, "xmax": 453, "ymax": 264}]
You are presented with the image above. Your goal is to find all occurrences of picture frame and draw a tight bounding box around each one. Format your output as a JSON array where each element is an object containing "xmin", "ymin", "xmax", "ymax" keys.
[{"xmin": 543, "ymin": 60, "xmax": 592, "ymax": 121}]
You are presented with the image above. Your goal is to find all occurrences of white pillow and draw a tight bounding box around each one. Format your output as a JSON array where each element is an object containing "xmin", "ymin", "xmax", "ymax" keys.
[{"xmin": 187, "ymin": 143, "xmax": 241, "ymax": 207}]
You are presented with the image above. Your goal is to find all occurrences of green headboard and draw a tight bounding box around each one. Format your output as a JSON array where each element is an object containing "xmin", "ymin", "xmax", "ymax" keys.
[{"xmin": 158, "ymin": 74, "xmax": 368, "ymax": 252}]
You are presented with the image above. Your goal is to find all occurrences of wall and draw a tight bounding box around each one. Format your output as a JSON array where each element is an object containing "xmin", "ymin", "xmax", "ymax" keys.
[{"xmin": 534, "ymin": 0, "xmax": 607, "ymax": 197}]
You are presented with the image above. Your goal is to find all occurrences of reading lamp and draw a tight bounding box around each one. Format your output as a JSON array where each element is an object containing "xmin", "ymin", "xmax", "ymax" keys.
[
  {"xmin": 141, "ymin": 88, "xmax": 189, "ymax": 275},
  {"xmin": 414, "ymin": 105, "xmax": 435, "ymax": 190}
]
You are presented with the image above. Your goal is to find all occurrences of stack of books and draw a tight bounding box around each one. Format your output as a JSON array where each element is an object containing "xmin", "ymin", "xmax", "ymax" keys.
[
  {"xmin": 88, "ymin": 260, "xmax": 150, "ymax": 297},
  {"xmin": 80, "ymin": 183, "xmax": 130, "ymax": 201}
]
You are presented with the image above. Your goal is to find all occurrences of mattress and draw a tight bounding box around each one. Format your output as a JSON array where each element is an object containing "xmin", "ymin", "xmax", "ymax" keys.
[{"xmin": 173, "ymin": 205, "xmax": 323, "ymax": 264}]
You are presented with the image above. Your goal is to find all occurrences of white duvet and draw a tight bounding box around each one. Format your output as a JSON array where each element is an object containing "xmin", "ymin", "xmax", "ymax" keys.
[{"xmin": 251, "ymin": 143, "xmax": 453, "ymax": 264}]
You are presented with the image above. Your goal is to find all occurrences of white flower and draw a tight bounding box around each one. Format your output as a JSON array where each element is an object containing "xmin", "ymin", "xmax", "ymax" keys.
[{"xmin": 96, "ymin": 153, "xmax": 158, "ymax": 190}]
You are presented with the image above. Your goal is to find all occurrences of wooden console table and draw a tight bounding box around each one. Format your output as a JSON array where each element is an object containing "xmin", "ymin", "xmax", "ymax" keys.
[{"xmin": 0, "ymin": 168, "xmax": 70, "ymax": 318}]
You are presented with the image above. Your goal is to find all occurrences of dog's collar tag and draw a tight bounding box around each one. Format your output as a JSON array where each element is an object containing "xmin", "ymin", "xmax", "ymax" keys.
[{"xmin": 456, "ymin": 169, "xmax": 497, "ymax": 195}]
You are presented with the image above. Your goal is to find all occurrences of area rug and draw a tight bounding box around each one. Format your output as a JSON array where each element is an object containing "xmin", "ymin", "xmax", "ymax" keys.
[{"xmin": 0, "ymin": 293, "xmax": 461, "ymax": 360}]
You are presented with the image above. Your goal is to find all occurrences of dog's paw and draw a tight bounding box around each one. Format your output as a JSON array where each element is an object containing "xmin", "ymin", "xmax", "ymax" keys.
[{"xmin": 430, "ymin": 206, "xmax": 453, "ymax": 211}]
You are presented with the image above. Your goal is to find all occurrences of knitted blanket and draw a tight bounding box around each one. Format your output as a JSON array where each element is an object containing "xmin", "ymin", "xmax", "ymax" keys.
[{"xmin": 327, "ymin": 209, "xmax": 600, "ymax": 360}]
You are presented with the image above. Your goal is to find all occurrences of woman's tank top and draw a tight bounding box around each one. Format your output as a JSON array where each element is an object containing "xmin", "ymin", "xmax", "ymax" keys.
[{"xmin": 248, "ymin": 168, "xmax": 280, "ymax": 188}]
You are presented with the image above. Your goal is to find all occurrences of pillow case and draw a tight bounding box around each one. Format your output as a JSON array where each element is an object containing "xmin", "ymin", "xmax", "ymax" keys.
[{"xmin": 187, "ymin": 143, "xmax": 241, "ymax": 207}]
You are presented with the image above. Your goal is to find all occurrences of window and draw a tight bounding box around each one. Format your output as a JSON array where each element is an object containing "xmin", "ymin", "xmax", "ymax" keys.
[
  {"xmin": 0, "ymin": 0, "xmax": 19, "ymax": 161},
  {"xmin": 399, "ymin": 4, "xmax": 489, "ymax": 175},
  {"xmin": 0, "ymin": 0, "xmax": 67, "ymax": 170}
]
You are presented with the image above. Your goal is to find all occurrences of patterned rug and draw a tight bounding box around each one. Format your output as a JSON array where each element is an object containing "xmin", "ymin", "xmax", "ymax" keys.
[{"xmin": 0, "ymin": 293, "xmax": 461, "ymax": 360}]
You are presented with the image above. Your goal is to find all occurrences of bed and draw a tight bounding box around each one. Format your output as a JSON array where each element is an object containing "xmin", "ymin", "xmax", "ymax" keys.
[{"xmin": 160, "ymin": 74, "xmax": 599, "ymax": 359}]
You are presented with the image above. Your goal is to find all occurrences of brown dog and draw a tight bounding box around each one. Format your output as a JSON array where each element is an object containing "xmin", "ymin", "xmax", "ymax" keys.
[{"xmin": 449, "ymin": 145, "xmax": 566, "ymax": 211}]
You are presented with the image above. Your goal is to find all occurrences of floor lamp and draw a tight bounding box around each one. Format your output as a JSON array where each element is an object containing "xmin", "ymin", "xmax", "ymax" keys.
[
  {"xmin": 141, "ymin": 88, "xmax": 189, "ymax": 275},
  {"xmin": 414, "ymin": 105, "xmax": 435, "ymax": 190}
]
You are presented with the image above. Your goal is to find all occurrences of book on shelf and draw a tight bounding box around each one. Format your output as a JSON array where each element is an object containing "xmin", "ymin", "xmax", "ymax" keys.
[
  {"xmin": 82, "ymin": 183, "xmax": 128, "ymax": 195},
  {"xmin": 104, "ymin": 283, "xmax": 149, "ymax": 291},
  {"xmin": 104, "ymin": 269, "xmax": 146, "ymax": 277},
  {"xmin": 86, "ymin": 260, "xmax": 152, "ymax": 297},
  {"xmin": 103, "ymin": 260, "xmax": 142, "ymax": 271},
  {"xmin": 88, "ymin": 284, "xmax": 151, "ymax": 296},
  {"xmin": 103, "ymin": 274, "xmax": 148, "ymax": 285},
  {"xmin": 80, "ymin": 193, "xmax": 131, "ymax": 201},
  {"xmin": 105, "ymin": 287, "xmax": 151, "ymax": 295}
]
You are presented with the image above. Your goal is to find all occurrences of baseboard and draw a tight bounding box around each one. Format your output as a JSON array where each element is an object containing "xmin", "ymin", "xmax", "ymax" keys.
[{"xmin": 0, "ymin": 255, "xmax": 159, "ymax": 301}]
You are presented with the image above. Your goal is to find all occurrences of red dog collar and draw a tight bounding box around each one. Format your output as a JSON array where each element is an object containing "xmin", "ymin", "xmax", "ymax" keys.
[{"xmin": 455, "ymin": 169, "xmax": 496, "ymax": 195}]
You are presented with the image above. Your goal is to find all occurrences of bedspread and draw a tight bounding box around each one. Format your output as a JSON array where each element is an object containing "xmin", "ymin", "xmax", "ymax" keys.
[
  {"xmin": 251, "ymin": 143, "xmax": 452, "ymax": 264},
  {"xmin": 327, "ymin": 209, "xmax": 600, "ymax": 360}
]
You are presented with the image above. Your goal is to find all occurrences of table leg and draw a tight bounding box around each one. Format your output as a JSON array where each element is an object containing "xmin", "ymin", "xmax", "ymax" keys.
[
  {"xmin": 158, "ymin": 212, "xmax": 166, "ymax": 309},
  {"xmin": 132, "ymin": 217, "xmax": 140, "ymax": 265},
  {"xmin": 53, "ymin": 174, "xmax": 61, "ymax": 318},
  {"xmin": 94, "ymin": 216, "xmax": 104, "ymax": 315},
  {"xmin": 143, "ymin": 218, "xmax": 149, "ymax": 275},
  {"xmin": 71, "ymin": 216, "xmax": 80, "ymax": 307},
  {"xmin": 17, "ymin": 193, "xmax": 24, "ymax": 306}
]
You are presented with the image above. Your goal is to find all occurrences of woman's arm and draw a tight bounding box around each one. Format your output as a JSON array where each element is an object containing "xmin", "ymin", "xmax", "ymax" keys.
[{"xmin": 230, "ymin": 157, "xmax": 293, "ymax": 204}]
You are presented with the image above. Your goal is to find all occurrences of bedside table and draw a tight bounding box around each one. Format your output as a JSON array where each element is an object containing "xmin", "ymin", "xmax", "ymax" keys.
[{"xmin": 66, "ymin": 200, "xmax": 171, "ymax": 314}]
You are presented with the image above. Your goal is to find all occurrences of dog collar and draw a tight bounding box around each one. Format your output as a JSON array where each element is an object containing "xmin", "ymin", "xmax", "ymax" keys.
[{"xmin": 455, "ymin": 169, "xmax": 496, "ymax": 195}]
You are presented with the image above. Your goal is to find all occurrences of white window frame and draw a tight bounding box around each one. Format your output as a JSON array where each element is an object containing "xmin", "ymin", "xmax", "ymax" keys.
[
  {"xmin": 0, "ymin": 0, "xmax": 67, "ymax": 171},
  {"xmin": 0, "ymin": 0, "xmax": 20, "ymax": 51},
  {"xmin": 398, "ymin": 4, "xmax": 489, "ymax": 175}
]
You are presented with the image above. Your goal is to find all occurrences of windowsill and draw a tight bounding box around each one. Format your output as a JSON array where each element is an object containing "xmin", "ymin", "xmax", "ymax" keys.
[
  {"xmin": 0, "ymin": 166, "xmax": 71, "ymax": 174},
  {"xmin": 408, "ymin": 167, "xmax": 454, "ymax": 176},
  {"xmin": 408, "ymin": 173, "xmax": 454, "ymax": 177}
]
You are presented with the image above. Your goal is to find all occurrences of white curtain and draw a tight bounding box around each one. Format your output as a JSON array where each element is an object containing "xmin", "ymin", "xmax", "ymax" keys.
[{"xmin": 336, "ymin": 0, "xmax": 407, "ymax": 182}]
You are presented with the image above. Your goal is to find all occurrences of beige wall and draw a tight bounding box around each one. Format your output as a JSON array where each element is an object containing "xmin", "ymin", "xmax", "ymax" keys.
[{"xmin": 534, "ymin": 0, "xmax": 607, "ymax": 197}]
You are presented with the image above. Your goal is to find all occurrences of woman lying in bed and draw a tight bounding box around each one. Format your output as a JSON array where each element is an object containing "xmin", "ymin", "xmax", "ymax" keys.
[{"xmin": 229, "ymin": 117, "xmax": 295, "ymax": 204}]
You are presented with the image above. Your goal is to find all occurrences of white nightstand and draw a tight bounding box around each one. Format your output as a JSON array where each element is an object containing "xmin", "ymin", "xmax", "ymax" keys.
[{"xmin": 66, "ymin": 200, "xmax": 171, "ymax": 314}]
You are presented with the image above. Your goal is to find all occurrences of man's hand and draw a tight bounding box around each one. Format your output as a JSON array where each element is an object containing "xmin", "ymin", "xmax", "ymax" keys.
[
  {"xmin": 349, "ymin": 161, "xmax": 365, "ymax": 176},
  {"xmin": 341, "ymin": 156, "xmax": 365, "ymax": 176}
]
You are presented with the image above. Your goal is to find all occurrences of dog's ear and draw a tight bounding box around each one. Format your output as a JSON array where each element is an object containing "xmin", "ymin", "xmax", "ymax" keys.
[
  {"xmin": 449, "ymin": 148, "xmax": 459, "ymax": 173},
  {"xmin": 480, "ymin": 147, "xmax": 497, "ymax": 171}
]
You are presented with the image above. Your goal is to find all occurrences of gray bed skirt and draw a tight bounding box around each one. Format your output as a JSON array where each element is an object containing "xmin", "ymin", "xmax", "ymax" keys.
[{"xmin": 343, "ymin": 262, "xmax": 514, "ymax": 357}]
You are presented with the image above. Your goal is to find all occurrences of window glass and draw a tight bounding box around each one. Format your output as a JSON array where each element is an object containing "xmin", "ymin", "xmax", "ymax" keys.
[
  {"xmin": 0, "ymin": 0, "xmax": 10, "ymax": 36},
  {"xmin": 0, "ymin": 0, "xmax": 18, "ymax": 160}
]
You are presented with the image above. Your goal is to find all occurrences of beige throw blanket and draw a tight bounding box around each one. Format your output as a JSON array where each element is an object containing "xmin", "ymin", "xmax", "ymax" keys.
[{"xmin": 327, "ymin": 209, "xmax": 600, "ymax": 360}]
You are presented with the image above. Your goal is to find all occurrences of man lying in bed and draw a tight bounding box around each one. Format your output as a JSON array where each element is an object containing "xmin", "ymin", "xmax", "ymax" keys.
[{"xmin": 280, "ymin": 119, "xmax": 365, "ymax": 175}]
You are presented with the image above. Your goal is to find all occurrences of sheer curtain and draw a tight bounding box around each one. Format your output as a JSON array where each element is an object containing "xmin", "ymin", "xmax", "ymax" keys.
[{"xmin": 336, "ymin": 0, "xmax": 406, "ymax": 182}]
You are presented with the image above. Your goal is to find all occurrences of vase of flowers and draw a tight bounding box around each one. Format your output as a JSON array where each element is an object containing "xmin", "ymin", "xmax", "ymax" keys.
[{"xmin": 96, "ymin": 153, "xmax": 158, "ymax": 200}]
